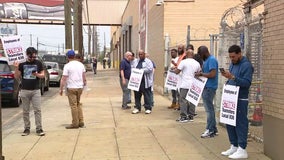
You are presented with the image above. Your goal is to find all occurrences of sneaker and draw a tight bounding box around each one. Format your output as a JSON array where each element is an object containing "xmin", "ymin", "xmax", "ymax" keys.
[
  {"xmin": 221, "ymin": 145, "xmax": 238, "ymax": 156},
  {"xmin": 176, "ymin": 116, "xmax": 189, "ymax": 123},
  {"xmin": 188, "ymin": 116, "xmax": 194, "ymax": 122},
  {"xmin": 36, "ymin": 129, "xmax": 45, "ymax": 136},
  {"xmin": 122, "ymin": 105, "xmax": 131, "ymax": 110},
  {"xmin": 201, "ymin": 129, "xmax": 216, "ymax": 138},
  {"xmin": 132, "ymin": 108, "xmax": 140, "ymax": 114},
  {"xmin": 65, "ymin": 125, "xmax": 79, "ymax": 129},
  {"xmin": 228, "ymin": 147, "xmax": 248, "ymax": 159},
  {"xmin": 21, "ymin": 129, "xmax": 30, "ymax": 136},
  {"xmin": 145, "ymin": 110, "xmax": 152, "ymax": 114},
  {"xmin": 193, "ymin": 113, "xmax": 198, "ymax": 117}
]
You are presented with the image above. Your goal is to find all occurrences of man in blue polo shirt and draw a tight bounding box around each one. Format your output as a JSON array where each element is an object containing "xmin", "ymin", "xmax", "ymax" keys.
[{"xmin": 120, "ymin": 51, "xmax": 132, "ymax": 109}]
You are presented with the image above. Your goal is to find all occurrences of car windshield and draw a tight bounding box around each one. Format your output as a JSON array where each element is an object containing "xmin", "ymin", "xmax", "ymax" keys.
[{"xmin": 0, "ymin": 61, "xmax": 11, "ymax": 72}]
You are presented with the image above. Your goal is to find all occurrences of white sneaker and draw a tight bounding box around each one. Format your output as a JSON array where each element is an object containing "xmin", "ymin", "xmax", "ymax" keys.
[
  {"xmin": 132, "ymin": 108, "xmax": 140, "ymax": 114},
  {"xmin": 201, "ymin": 129, "xmax": 209, "ymax": 137},
  {"xmin": 145, "ymin": 110, "xmax": 152, "ymax": 114},
  {"xmin": 221, "ymin": 145, "xmax": 238, "ymax": 156},
  {"xmin": 228, "ymin": 147, "xmax": 248, "ymax": 159}
]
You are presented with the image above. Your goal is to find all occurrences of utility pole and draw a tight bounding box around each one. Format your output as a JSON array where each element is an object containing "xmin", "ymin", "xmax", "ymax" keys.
[
  {"xmin": 88, "ymin": 25, "xmax": 92, "ymax": 58},
  {"xmin": 30, "ymin": 34, "xmax": 32, "ymax": 46},
  {"xmin": 73, "ymin": 0, "xmax": 83, "ymax": 56},
  {"xmin": 92, "ymin": 25, "xmax": 96, "ymax": 57},
  {"xmin": 36, "ymin": 37, "xmax": 39, "ymax": 51},
  {"xmin": 64, "ymin": 0, "xmax": 72, "ymax": 51}
]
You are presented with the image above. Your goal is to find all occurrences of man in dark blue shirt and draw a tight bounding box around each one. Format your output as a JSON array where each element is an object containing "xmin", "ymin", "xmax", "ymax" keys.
[
  {"xmin": 120, "ymin": 51, "xmax": 132, "ymax": 109},
  {"xmin": 220, "ymin": 45, "xmax": 253, "ymax": 159}
]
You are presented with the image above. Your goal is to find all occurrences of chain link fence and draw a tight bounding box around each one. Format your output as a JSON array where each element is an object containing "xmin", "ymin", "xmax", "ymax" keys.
[{"xmin": 216, "ymin": 4, "xmax": 264, "ymax": 143}]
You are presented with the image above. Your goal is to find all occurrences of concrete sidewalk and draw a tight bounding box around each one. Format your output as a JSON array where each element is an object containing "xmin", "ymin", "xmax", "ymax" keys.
[{"xmin": 2, "ymin": 66, "xmax": 270, "ymax": 160}]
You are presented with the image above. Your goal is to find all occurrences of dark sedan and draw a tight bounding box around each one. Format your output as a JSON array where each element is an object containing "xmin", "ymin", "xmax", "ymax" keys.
[{"xmin": 0, "ymin": 57, "xmax": 21, "ymax": 107}]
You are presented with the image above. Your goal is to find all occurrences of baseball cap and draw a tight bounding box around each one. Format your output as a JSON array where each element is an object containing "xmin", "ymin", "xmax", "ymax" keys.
[{"xmin": 66, "ymin": 50, "xmax": 75, "ymax": 57}]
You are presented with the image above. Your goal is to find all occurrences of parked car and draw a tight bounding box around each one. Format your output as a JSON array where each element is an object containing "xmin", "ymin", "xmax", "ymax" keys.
[
  {"xmin": 0, "ymin": 57, "xmax": 21, "ymax": 107},
  {"xmin": 44, "ymin": 61, "xmax": 63, "ymax": 87},
  {"xmin": 36, "ymin": 56, "xmax": 50, "ymax": 95},
  {"xmin": 42, "ymin": 54, "xmax": 67, "ymax": 70}
]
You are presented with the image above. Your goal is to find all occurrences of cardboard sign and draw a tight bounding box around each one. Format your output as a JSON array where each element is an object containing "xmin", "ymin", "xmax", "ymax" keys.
[
  {"xmin": 186, "ymin": 76, "xmax": 208, "ymax": 106},
  {"xmin": 220, "ymin": 84, "xmax": 239, "ymax": 126},
  {"xmin": 127, "ymin": 68, "xmax": 144, "ymax": 91},
  {"xmin": 1, "ymin": 35, "xmax": 26, "ymax": 65},
  {"xmin": 164, "ymin": 70, "xmax": 179, "ymax": 90}
]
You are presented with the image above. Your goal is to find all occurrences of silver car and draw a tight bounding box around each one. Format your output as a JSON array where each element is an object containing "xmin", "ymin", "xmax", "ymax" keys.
[{"xmin": 45, "ymin": 61, "xmax": 63, "ymax": 87}]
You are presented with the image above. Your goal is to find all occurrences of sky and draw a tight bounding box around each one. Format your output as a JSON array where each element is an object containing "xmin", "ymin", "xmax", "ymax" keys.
[{"xmin": 16, "ymin": 24, "xmax": 111, "ymax": 55}]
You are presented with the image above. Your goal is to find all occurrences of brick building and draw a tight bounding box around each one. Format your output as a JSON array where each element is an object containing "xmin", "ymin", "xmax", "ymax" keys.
[
  {"xmin": 263, "ymin": 0, "xmax": 284, "ymax": 159},
  {"xmin": 111, "ymin": 0, "xmax": 240, "ymax": 94}
]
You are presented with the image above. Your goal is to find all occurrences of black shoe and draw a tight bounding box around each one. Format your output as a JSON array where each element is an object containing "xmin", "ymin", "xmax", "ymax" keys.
[
  {"xmin": 127, "ymin": 101, "xmax": 131, "ymax": 104},
  {"xmin": 36, "ymin": 129, "xmax": 45, "ymax": 136},
  {"xmin": 65, "ymin": 125, "xmax": 79, "ymax": 129},
  {"xmin": 79, "ymin": 122, "xmax": 85, "ymax": 128},
  {"xmin": 176, "ymin": 116, "xmax": 190, "ymax": 123},
  {"xmin": 22, "ymin": 129, "xmax": 30, "ymax": 136}
]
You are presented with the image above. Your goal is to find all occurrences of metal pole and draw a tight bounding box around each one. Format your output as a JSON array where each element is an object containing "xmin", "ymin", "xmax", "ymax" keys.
[
  {"xmin": 164, "ymin": 33, "xmax": 170, "ymax": 95},
  {"xmin": 186, "ymin": 25, "xmax": 190, "ymax": 47}
]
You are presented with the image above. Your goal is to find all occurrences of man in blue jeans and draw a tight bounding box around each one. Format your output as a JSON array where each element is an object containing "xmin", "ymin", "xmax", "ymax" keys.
[
  {"xmin": 195, "ymin": 46, "xmax": 218, "ymax": 138},
  {"xmin": 220, "ymin": 45, "xmax": 253, "ymax": 159}
]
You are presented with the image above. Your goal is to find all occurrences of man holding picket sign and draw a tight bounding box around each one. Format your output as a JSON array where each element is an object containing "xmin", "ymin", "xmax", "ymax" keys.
[
  {"xmin": 128, "ymin": 50, "xmax": 154, "ymax": 114},
  {"xmin": 220, "ymin": 45, "xmax": 253, "ymax": 159},
  {"xmin": 195, "ymin": 46, "xmax": 219, "ymax": 138}
]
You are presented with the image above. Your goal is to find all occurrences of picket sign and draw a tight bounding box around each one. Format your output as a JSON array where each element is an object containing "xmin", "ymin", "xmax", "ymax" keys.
[
  {"xmin": 1, "ymin": 35, "xmax": 26, "ymax": 65},
  {"xmin": 164, "ymin": 70, "xmax": 179, "ymax": 90},
  {"xmin": 186, "ymin": 76, "xmax": 208, "ymax": 106},
  {"xmin": 220, "ymin": 84, "xmax": 239, "ymax": 126},
  {"xmin": 127, "ymin": 68, "xmax": 144, "ymax": 91}
]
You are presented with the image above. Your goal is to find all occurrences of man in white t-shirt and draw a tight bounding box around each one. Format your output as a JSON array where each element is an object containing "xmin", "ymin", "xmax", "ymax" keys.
[
  {"xmin": 174, "ymin": 48, "xmax": 201, "ymax": 122},
  {"xmin": 59, "ymin": 50, "xmax": 87, "ymax": 129}
]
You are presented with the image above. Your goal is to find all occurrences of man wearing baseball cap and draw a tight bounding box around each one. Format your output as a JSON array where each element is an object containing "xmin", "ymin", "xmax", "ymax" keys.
[{"xmin": 59, "ymin": 50, "xmax": 87, "ymax": 129}]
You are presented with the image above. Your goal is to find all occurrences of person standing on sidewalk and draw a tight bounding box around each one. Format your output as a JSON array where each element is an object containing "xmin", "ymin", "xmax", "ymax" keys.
[
  {"xmin": 59, "ymin": 50, "xmax": 87, "ymax": 129},
  {"xmin": 220, "ymin": 45, "xmax": 253, "ymax": 159},
  {"xmin": 14, "ymin": 47, "xmax": 45, "ymax": 136},
  {"xmin": 132, "ymin": 50, "xmax": 154, "ymax": 114},
  {"xmin": 92, "ymin": 57, "xmax": 97, "ymax": 74},
  {"xmin": 174, "ymin": 48, "xmax": 201, "ymax": 122},
  {"xmin": 120, "ymin": 51, "xmax": 132, "ymax": 109},
  {"xmin": 168, "ymin": 48, "xmax": 179, "ymax": 109},
  {"xmin": 195, "ymin": 46, "xmax": 219, "ymax": 138}
]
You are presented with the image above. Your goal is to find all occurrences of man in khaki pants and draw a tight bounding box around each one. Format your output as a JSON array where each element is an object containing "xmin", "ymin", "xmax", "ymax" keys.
[{"xmin": 59, "ymin": 50, "xmax": 87, "ymax": 129}]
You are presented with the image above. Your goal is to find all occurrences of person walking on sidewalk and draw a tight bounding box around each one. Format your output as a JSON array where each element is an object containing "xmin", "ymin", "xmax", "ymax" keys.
[
  {"xmin": 220, "ymin": 45, "xmax": 253, "ymax": 159},
  {"xmin": 14, "ymin": 47, "xmax": 45, "ymax": 136},
  {"xmin": 120, "ymin": 51, "xmax": 132, "ymax": 110},
  {"xmin": 92, "ymin": 57, "xmax": 97, "ymax": 74},
  {"xmin": 168, "ymin": 48, "xmax": 179, "ymax": 109},
  {"xmin": 132, "ymin": 50, "xmax": 154, "ymax": 114},
  {"xmin": 59, "ymin": 50, "xmax": 87, "ymax": 129},
  {"xmin": 174, "ymin": 48, "xmax": 201, "ymax": 122},
  {"xmin": 195, "ymin": 46, "xmax": 219, "ymax": 138}
]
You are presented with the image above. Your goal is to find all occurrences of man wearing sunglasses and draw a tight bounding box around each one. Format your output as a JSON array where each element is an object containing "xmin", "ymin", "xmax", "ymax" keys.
[{"xmin": 14, "ymin": 47, "xmax": 46, "ymax": 136}]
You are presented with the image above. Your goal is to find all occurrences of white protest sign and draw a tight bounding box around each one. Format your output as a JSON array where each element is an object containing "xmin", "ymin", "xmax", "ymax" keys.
[
  {"xmin": 186, "ymin": 76, "xmax": 208, "ymax": 106},
  {"xmin": 220, "ymin": 84, "xmax": 239, "ymax": 126},
  {"xmin": 127, "ymin": 68, "xmax": 144, "ymax": 91},
  {"xmin": 164, "ymin": 70, "xmax": 179, "ymax": 90},
  {"xmin": 1, "ymin": 35, "xmax": 26, "ymax": 65}
]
